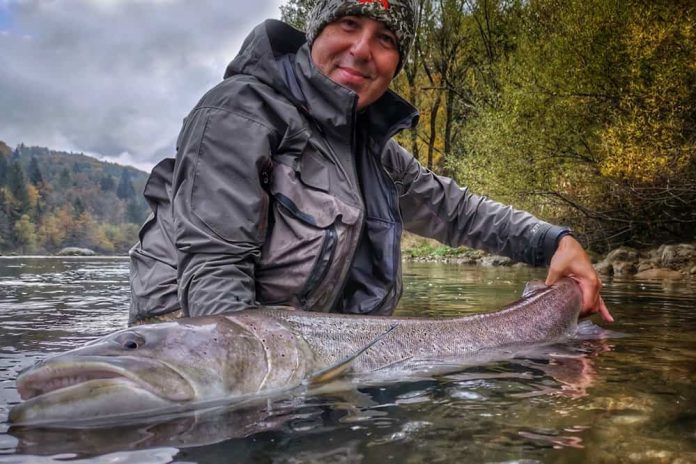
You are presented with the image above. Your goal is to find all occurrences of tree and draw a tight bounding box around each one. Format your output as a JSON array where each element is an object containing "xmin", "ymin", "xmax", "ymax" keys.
[
  {"xmin": 452, "ymin": 0, "xmax": 695, "ymax": 249},
  {"xmin": 73, "ymin": 197, "xmax": 86, "ymax": 217},
  {"xmin": 6, "ymin": 161, "xmax": 31, "ymax": 217},
  {"xmin": 38, "ymin": 211, "xmax": 68, "ymax": 251},
  {"xmin": 27, "ymin": 156, "xmax": 44, "ymax": 186},
  {"xmin": 58, "ymin": 167, "xmax": 72, "ymax": 189},
  {"xmin": 0, "ymin": 204, "xmax": 11, "ymax": 249},
  {"xmin": 14, "ymin": 214, "xmax": 38, "ymax": 254},
  {"xmin": 279, "ymin": 0, "xmax": 318, "ymax": 30},
  {"xmin": 99, "ymin": 174, "xmax": 115, "ymax": 192},
  {"xmin": 0, "ymin": 153, "xmax": 8, "ymax": 186},
  {"xmin": 116, "ymin": 169, "xmax": 135, "ymax": 200},
  {"xmin": 126, "ymin": 199, "xmax": 148, "ymax": 224}
]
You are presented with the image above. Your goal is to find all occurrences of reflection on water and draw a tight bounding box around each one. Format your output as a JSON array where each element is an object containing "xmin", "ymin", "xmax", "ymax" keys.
[{"xmin": 0, "ymin": 258, "xmax": 695, "ymax": 463}]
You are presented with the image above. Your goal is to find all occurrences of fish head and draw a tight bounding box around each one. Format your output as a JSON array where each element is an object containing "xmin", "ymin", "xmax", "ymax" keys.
[{"xmin": 10, "ymin": 316, "xmax": 269, "ymax": 426}]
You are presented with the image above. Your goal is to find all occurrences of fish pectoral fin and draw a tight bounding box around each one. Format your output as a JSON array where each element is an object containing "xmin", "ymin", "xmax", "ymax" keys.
[{"xmin": 304, "ymin": 324, "xmax": 399, "ymax": 386}]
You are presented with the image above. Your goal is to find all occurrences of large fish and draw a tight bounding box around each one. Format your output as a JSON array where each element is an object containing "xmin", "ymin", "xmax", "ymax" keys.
[{"xmin": 9, "ymin": 278, "xmax": 582, "ymax": 426}]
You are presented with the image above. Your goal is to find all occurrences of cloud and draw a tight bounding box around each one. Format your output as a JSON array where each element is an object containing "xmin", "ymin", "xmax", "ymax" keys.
[{"xmin": 0, "ymin": 0, "xmax": 284, "ymax": 171}]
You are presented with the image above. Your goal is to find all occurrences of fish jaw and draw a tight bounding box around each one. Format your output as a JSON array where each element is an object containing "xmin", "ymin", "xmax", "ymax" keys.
[
  {"xmin": 9, "ymin": 379, "xmax": 176, "ymax": 426},
  {"xmin": 10, "ymin": 357, "xmax": 195, "ymax": 425}
]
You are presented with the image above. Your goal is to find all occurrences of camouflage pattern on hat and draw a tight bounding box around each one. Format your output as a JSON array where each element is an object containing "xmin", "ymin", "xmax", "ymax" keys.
[{"xmin": 306, "ymin": 0, "xmax": 419, "ymax": 72}]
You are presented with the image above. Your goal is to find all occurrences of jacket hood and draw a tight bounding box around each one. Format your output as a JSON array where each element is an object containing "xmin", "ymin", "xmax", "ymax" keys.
[{"xmin": 224, "ymin": 19, "xmax": 418, "ymax": 142}]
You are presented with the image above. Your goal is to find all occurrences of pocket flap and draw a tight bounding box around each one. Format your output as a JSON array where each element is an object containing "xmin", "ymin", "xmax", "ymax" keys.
[
  {"xmin": 299, "ymin": 152, "xmax": 330, "ymax": 193},
  {"xmin": 271, "ymin": 164, "xmax": 360, "ymax": 228}
]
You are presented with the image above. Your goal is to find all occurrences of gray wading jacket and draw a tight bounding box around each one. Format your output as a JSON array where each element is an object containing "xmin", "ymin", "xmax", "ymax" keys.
[{"xmin": 129, "ymin": 20, "xmax": 569, "ymax": 323}]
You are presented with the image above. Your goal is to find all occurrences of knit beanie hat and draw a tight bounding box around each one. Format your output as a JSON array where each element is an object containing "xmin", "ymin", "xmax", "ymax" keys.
[{"xmin": 306, "ymin": 0, "xmax": 418, "ymax": 71}]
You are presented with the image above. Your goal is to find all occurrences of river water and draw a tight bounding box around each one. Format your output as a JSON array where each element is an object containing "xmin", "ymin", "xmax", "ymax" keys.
[{"xmin": 0, "ymin": 257, "xmax": 694, "ymax": 463}]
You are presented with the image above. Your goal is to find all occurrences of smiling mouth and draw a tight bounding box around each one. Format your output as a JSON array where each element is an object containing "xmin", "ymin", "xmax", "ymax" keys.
[{"xmin": 339, "ymin": 66, "xmax": 369, "ymax": 77}]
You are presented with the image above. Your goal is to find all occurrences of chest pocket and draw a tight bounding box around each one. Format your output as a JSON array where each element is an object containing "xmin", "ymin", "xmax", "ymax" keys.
[{"xmin": 255, "ymin": 148, "xmax": 361, "ymax": 311}]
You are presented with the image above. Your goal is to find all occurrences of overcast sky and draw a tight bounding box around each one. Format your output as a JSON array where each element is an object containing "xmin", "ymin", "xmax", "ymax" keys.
[{"xmin": 0, "ymin": 0, "xmax": 285, "ymax": 172}]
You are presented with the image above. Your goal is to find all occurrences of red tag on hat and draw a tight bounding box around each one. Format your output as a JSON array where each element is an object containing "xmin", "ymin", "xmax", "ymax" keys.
[{"xmin": 357, "ymin": 0, "xmax": 390, "ymax": 9}]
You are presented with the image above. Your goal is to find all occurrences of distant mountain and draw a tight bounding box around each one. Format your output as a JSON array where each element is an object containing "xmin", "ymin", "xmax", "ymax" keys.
[{"xmin": 0, "ymin": 141, "xmax": 153, "ymax": 255}]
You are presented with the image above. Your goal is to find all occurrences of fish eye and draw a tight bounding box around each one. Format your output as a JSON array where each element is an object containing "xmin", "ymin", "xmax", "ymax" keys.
[
  {"xmin": 124, "ymin": 340, "xmax": 138, "ymax": 350},
  {"xmin": 115, "ymin": 332, "xmax": 145, "ymax": 350}
]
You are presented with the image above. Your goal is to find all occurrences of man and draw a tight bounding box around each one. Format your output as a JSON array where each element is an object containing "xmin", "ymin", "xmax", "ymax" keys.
[{"xmin": 129, "ymin": 0, "xmax": 612, "ymax": 324}]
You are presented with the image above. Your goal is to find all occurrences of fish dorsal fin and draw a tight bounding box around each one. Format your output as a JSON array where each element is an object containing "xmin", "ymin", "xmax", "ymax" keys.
[
  {"xmin": 305, "ymin": 325, "xmax": 399, "ymax": 385},
  {"xmin": 521, "ymin": 281, "xmax": 548, "ymax": 299}
]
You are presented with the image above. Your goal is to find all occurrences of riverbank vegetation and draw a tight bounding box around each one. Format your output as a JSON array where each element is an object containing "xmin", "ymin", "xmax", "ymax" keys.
[
  {"xmin": 0, "ymin": 142, "xmax": 149, "ymax": 255},
  {"xmin": 282, "ymin": 0, "xmax": 695, "ymax": 252}
]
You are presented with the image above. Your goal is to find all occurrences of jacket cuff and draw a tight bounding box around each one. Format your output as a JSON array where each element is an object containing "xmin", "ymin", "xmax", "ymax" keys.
[{"xmin": 539, "ymin": 225, "xmax": 573, "ymax": 266}]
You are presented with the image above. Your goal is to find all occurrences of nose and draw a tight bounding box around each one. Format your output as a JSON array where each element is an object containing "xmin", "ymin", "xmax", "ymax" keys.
[{"xmin": 350, "ymin": 31, "xmax": 372, "ymax": 61}]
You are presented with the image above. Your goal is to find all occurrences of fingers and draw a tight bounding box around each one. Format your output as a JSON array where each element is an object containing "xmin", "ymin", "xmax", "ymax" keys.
[
  {"xmin": 545, "ymin": 265, "xmax": 562, "ymax": 286},
  {"xmin": 596, "ymin": 295, "xmax": 614, "ymax": 323},
  {"xmin": 545, "ymin": 255, "xmax": 567, "ymax": 286},
  {"xmin": 580, "ymin": 285, "xmax": 614, "ymax": 323},
  {"xmin": 545, "ymin": 234, "xmax": 614, "ymax": 322}
]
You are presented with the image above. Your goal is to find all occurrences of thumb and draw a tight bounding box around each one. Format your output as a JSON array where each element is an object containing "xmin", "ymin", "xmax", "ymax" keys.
[{"xmin": 545, "ymin": 265, "xmax": 562, "ymax": 287}]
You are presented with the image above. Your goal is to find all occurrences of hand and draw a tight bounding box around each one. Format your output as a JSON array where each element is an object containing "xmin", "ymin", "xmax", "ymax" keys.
[{"xmin": 545, "ymin": 235, "xmax": 614, "ymax": 322}]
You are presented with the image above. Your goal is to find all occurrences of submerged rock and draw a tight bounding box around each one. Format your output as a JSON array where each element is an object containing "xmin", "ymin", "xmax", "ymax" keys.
[
  {"xmin": 57, "ymin": 247, "xmax": 96, "ymax": 256},
  {"xmin": 479, "ymin": 255, "xmax": 513, "ymax": 267},
  {"xmin": 634, "ymin": 268, "xmax": 683, "ymax": 280}
]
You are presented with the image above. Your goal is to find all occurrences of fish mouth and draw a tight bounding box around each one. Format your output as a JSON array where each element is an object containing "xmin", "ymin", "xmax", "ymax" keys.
[
  {"xmin": 18, "ymin": 366, "xmax": 126, "ymax": 400},
  {"xmin": 10, "ymin": 357, "xmax": 195, "ymax": 425},
  {"xmin": 16, "ymin": 356, "xmax": 194, "ymax": 402}
]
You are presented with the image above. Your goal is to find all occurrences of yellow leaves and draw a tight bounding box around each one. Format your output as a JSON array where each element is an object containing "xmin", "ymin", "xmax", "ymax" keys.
[
  {"xmin": 600, "ymin": 109, "xmax": 692, "ymax": 183},
  {"xmin": 14, "ymin": 215, "xmax": 38, "ymax": 253},
  {"xmin": 598, "ymin": 3, "xmax": 696, "ymax": 184},
  {"xmin": 392, "ymin": 74, "xmax": 448, "ymax": 169},
  {"xmin": 38, "ymin": 207, "xmax": 70, "ymax": 249},
  {"xmin": 25, "ymin": 184, "xmax": 40, "ymax": 210}
]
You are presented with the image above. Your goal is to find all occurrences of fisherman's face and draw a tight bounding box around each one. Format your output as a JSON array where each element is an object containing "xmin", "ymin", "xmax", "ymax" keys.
[{"xmin": 311, "ymin": 15, "xmax": 400, "ymax": 110}]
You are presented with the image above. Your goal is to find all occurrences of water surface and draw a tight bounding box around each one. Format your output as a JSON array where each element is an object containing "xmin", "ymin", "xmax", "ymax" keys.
[{"xmin": 0, "ymin": 257, "xmax": 694, "ymax": 463}]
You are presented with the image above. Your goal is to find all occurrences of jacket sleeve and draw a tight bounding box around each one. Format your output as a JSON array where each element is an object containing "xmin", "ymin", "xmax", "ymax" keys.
[
  {"xmin": 384, "ymin": 141, "xmax": 569, "ymax": 266},
  {"xmin": 171, "ymin": 105, "xmax": 277, "ymax": 316}
]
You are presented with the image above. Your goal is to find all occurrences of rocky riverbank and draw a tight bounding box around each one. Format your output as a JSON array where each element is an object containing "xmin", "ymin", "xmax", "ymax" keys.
[
  {"xmin": 594, "ymin": 243, "xmax": 696, "ymax": 280},
  {"xmin": 402, "ymin": 235, "xmax": 696, "ymax": 280}
]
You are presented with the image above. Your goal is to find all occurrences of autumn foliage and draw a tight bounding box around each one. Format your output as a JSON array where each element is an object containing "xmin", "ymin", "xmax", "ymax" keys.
[
  {"xmin": 0, "ymin": 144, "xmax": 148, "ymax": 255},
  {"xmin": 283, "ymin": 0, "xmax": 695, "ymax": 251}
]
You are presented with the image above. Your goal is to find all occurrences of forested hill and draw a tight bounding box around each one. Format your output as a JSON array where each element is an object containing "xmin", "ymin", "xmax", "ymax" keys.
[{"xmin": 0, "ymin": 141, "xmax": 151, "ymax": 255}]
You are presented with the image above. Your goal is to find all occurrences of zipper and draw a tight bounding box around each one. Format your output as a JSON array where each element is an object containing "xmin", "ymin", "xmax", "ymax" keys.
[
  {"xmin": 274, "ymin": 193, "xmax": 318, "ymax": 226},
  {"xmin": 372, "ymin": 139, "xmax": 405, "ymax": 315},
  {"xmin": 299, "ymin": 224, "xmax": 337, "ymax": 307}
]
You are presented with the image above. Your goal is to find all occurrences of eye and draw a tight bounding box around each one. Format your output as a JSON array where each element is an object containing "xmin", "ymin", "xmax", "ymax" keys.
[
  {"xmin": 380, "ymin": 32, "xmax": 397, "ymax": 49},
  {"xmin": 124, "ymin": 340, "xmax": 139, "ymax": 350},
  {"xmin": 115, "ymin": 332, "xmax": 145, "ymax": 350},
  {"xmin": 339, "ymin": 16, "xmax": 359, "ymax": 30}
]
